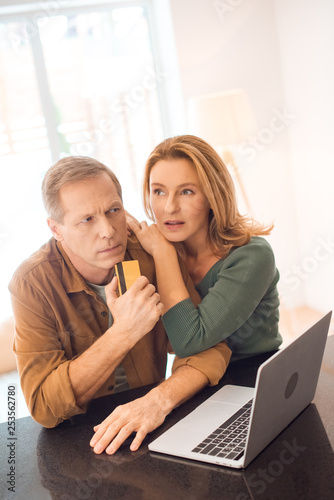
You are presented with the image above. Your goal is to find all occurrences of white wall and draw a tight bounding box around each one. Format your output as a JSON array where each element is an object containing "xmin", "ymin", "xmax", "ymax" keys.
[
  {"xmin": 274, "ymin": 0, "xmax": 334, "ymax": 313},
  {"xmin": 167, "ymin": 0, "xmax": 333, "ymax": 313}
]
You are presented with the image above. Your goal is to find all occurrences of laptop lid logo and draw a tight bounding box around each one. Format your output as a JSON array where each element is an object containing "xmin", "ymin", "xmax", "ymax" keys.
[{"xmin": 285, "ymin": 372, "xmax": 299, "ymax": 399}]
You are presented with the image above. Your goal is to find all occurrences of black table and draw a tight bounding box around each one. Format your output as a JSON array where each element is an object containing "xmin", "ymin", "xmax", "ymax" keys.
[{"xmin": 1, "ymin": 336, "xmax": 334, "ymax": 500}]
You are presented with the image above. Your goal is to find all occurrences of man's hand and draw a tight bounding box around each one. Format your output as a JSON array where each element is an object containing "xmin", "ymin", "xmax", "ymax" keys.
[
  {"xmin": 90, "ymin": 391, "xmax": 168, "ymax": 454},
  {"xmin": 90, "ymin": 365, "xmax": 209, "ymax": 455},
  {"xmin": 69, "ymin": 275, "xmax": 163, "ymax": 408},
  {"xmin": 106, "ymin": 275, "xmax": 164, "ymax": 345}
]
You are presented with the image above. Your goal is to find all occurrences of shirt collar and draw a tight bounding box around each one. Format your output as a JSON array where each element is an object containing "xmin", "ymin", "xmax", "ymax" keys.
[
  {"xmin": 56, "ymin": 240, "xmax": 95, "ymax": 295},
  {"xmin": 55, "ymin": 234, "xmax": 141, "ymax": 294}
]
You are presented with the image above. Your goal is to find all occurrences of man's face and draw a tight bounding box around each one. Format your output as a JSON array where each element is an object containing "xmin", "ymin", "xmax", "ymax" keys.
[{"xmin": 48, "ymin": 173, "xmax": 127, "ymax": 285}]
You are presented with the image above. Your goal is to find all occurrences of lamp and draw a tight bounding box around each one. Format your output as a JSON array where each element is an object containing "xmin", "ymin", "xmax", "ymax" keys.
[{"xmin": 187, "ymin": 89, "xmax": 257, "ymax": 213}]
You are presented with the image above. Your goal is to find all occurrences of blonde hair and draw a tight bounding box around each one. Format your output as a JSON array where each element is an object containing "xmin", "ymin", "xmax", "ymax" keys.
[
  {"xmin": 143, "ymin": 135, "xmax": 273, "ymax": 257},
  {"xmin": 42, "ymin": 156, "xmax": 122, "ymax": 223}
]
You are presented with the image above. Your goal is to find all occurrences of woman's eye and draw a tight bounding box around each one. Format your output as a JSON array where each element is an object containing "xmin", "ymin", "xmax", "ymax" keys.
[
  {"xmin": 181, "ymin": 189, "xmax": 193, "ymax": 195},
  {"xmin": 153, "ymin": 189, "xmax": 165, "ymax": 195}
]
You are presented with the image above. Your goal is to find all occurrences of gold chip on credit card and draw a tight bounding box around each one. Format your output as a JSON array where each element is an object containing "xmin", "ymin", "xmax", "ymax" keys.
[{"xmin": 115, "ymin": 260, "xmax": 141, "ymax": 295}]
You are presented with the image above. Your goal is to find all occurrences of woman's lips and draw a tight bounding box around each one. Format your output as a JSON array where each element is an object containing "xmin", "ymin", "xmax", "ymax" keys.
[{"xmin": 164, "ymin": 220, "xmax": 185, "ymax": 231}]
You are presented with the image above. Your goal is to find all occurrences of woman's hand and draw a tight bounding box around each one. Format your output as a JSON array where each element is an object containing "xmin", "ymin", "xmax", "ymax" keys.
[
  {"xmin": 126, "ymin": 213, "xmax": 172, "ymax": 257},
  {"xmin": 126, "ymin": 212, "xmax": 187, "ymax": 313}
]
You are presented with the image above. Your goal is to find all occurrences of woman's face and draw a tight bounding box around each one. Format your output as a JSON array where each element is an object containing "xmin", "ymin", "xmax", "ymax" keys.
[{"xmin": 149, "ymin": 158, "xmax": 211, "ymax": 245}]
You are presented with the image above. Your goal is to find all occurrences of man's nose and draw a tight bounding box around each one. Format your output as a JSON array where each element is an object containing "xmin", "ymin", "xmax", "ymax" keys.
[{"xmin": 98, "ymin": 218, "xmax": 116, "ymax": 239}]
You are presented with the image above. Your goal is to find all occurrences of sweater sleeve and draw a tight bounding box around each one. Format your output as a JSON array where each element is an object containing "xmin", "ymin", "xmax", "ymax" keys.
[{"xmin": 162, "ymin": 238, "xmax": 279, "ymax": 357}]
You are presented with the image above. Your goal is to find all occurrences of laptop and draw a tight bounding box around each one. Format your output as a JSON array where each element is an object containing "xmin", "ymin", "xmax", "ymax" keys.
[{"xmin": 148, "ymin": 311, "xmax": 332, "ymax": 469}]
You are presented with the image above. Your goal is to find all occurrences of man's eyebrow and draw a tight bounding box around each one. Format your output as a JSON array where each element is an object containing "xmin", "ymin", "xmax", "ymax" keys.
[{"xmin": 75, "ymin": 201, "xmax": 123, "ymax": 222}]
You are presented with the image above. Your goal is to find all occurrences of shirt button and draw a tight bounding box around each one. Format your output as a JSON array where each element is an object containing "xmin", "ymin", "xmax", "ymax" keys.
[{"xmin": 101, "ymin": 311, "xmax": 107, "ymax": 317}]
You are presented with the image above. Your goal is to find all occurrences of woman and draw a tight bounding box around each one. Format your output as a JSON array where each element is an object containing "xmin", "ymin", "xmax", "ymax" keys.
[{"xmin": 127, "ymin": 135, "xmax": 282, "ymax": 361}]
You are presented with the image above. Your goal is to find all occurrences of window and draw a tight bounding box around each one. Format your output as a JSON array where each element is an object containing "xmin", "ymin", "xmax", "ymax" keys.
[{"xmin": 0, "ymin": 1, "xmax": 169, "ymax": 322}]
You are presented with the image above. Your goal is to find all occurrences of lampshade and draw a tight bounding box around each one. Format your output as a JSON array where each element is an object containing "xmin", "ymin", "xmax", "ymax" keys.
[{"xmin": 187, "ymin": 89, "xmax": 257, "ymax": 148}]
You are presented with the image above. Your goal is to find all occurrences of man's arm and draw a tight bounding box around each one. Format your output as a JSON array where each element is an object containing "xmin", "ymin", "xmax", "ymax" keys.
[
  {"xmin": 90, "ymin": 340, "xmax": 231, "ymax": 454},
  {"xmin": 90, "ymin": 364, "xmax": 208, "ymax": 454},
  {"xmin": 10, "ymin": 274, "xmax": 163, "ymax": 427},
  {"xmin": 69, "ymin": 276, "xmax": 163, "ymax": 407}
]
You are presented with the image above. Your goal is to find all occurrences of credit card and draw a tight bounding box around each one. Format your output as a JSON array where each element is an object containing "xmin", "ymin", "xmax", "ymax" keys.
[{"xmin": 115, "ymin": 260, "xmax": 141, "ymax": 295}]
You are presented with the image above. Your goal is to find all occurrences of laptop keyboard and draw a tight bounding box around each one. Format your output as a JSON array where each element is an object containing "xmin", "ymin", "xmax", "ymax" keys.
[{"xmin": 191, "ymin": 398, "xmax": 253, "ymax": 461}]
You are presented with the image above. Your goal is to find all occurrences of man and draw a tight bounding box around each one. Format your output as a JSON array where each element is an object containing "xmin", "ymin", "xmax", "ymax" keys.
[{"xmin": 9, "ymin": 156, "xmax": 231, "ymax": 455}]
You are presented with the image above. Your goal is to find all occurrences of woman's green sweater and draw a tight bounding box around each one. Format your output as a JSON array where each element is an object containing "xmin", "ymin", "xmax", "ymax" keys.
[{"xmin": 162, "ymin": 236, "xmax": 282, "ymax": 361}]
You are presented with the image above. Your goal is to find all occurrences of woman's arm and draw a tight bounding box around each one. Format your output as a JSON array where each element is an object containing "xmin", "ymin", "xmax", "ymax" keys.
[
  {"xmin": 127, "ymin": 216, "xmax": 279, "ymax": 358},
  {"xmin": 129, "ymin": 215, "xmax": 279, "ymax": 356},
  {"xmin": 127, "ymin": 216, "xmax": 190, "ymax": 313},
  {"xmin": 162, "ymin": 240, "xmax": 279, "ymax": 356}
]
